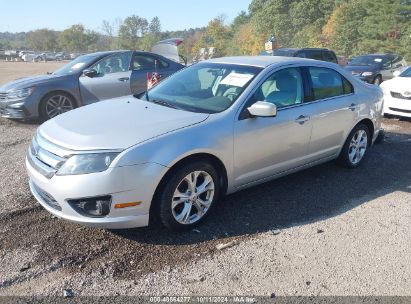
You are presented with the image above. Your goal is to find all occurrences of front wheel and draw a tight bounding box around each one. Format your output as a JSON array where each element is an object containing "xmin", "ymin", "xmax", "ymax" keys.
[
  {"xmin": 338, "ymin": 124, "xmax": 370, "ymax": 168},
  {"xmin": 156, "ymin": 161, "xmax": 221, "ymax": 231},
  {"xmin": 39, "ymin": 92, "xmax": 76, "ymax": 121}
]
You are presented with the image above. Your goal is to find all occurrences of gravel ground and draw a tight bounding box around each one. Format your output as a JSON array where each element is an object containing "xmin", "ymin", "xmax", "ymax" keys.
[{"xmin": 0, "ymin": 116, "xmax": 410, "ymax": 297}]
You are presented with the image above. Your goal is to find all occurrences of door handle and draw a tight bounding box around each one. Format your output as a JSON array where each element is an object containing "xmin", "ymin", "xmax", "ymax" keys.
[
  {"xmin": 118, "ymin": 77, "xmax": 130, "ymax": 82},
  {"xmin": 295, "ymin": 115, "xmax": 310, "ymax": 125},
  {"xmin": 348, "ymin": 103, "xmax": 358, "ymax": 111}
]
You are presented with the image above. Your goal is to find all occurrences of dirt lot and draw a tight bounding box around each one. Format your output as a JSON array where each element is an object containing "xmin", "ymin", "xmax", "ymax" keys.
[
  {"xmin": 0, "ymin": 62, "xmax": 411, "ymax": 297},
  {"xmin": 0, "ymin": 61, "xmax": 65, "ymax": 85}
]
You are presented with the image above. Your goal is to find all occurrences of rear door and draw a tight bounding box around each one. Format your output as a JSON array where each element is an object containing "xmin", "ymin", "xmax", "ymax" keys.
[
  {"xmin": 79, "ymin": 52, "xmax": 133, "ymax": 104},
  {"xmin": 130, "ymin": 52, "xmax": 177, "ymax": 95},
  {"xmin": 303, "ymin": 66, "xmax": 358, "ymax": 160}
]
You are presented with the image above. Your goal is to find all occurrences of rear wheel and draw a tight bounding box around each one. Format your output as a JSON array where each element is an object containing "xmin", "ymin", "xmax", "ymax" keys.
[
  {"xmin": 39, "ymin": 92, "xmax": 76, "ymax": 121},
  {"xmin": 155, "ymin": 161, "xmax": 221, "ymax": 231},
  {"xmin": 338, "ymin": 124, "xmax": 370, "ymax": 168}
]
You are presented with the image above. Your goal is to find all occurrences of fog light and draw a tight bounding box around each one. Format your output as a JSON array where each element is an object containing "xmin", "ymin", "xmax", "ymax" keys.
[{"xmin": 68, "ymin": 196, "xmax": 111, "ymax": 218}]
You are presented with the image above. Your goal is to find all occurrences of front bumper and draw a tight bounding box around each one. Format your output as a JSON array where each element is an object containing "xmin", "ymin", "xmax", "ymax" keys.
[
  {"xmin": 383, "ymin": 94, "xmax": 411, "ymax": 118},
  {"xmin": 0, "ymin": 102, "xmax": 30, "ymax": 119},
  {"xmin": 26, "ymin": 157, "xmax": 167, "ymax": 229}
]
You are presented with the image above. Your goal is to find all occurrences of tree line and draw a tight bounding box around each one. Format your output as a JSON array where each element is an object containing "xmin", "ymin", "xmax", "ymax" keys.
[{"xmin": 1, "ymin": 0, "xmax": 410, "ymax": 61}]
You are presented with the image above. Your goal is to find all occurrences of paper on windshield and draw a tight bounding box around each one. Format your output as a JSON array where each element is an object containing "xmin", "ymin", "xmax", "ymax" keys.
[
  {"xmin": 220, "ymin": 72, "xmax": 254, "ymax": 87},
  {"xmin": 72, "ymin": 63, "xmax": 86, "ymax": 70},
  {"xmin": 374, "ymin": 58, "xmax": 382, "ymax": 63}
]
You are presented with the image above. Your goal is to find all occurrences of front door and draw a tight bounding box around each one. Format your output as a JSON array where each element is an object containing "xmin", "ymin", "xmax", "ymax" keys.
[
  {"xmin": 79, "ymin": 52, "xmax": 133, "ymax": 104},
  {"xmin": 233, "ymin": 67, "xmax": 313, "ymax": 187}
]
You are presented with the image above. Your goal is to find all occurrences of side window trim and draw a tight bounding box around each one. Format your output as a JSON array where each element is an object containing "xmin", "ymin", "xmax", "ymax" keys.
[
  {"xmin": 131, "ymin": 53, "xmax": 169, "ymax": 71},
  {"xmin": 238, "ymin": 66, "xmax": 306, "ymax": 120},
  {"xmin": 303, "ymin": 66, "xmax": 354, "ymax": 103},
  {"xmin": 89, "ymin": 52, "xmax": 132, "ymax": 76}
]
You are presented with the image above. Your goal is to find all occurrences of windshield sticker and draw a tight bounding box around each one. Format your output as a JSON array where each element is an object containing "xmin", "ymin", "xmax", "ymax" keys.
[
  {"xmin": 71, "ymin": 63, "xmax": 86, "ymax": 70},
  {"xmin": 374, "ymin": 58, "xmax": 382, "ymax": 62},
  {"xmin": 220, "ymin": 72, "xmax": 254, "ymax": 87}
]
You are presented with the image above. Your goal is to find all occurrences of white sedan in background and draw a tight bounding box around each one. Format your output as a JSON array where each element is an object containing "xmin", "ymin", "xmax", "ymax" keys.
[{"xmin": 381, "ymin": 66, "xmax": 411, "ymax": 118}]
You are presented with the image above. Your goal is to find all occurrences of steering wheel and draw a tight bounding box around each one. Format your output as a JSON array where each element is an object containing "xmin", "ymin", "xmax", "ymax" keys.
[{"xmin": 223, "ymin": 88, "xmax": 239, "ymax": 102}]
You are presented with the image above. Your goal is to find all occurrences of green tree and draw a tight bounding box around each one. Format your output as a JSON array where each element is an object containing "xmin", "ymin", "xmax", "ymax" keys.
[
  {"xmin": 26, "ymin": 29, "xmax": 58, "ymax": 51},
  {"xmin": 59, "ymin": 24, "xmax": 97, "ymax": 52},
  {"xmin": 141, "ymin": 16, "xmax": 162, "ymax": 50},
  {"xmin": 118, "ymin": 15, "xmax": 148, "ymax": 49}
]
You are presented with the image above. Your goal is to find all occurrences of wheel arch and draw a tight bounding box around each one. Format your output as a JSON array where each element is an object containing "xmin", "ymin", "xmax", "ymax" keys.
[
  {"xmin": 150, "ymin": 153, "xmax": 229, "ymax": 216},
  {"xmin": 357, "ymin": 118, "xmax": 375, "ymax": 146},
  {"xmin": 344, "ymin": 118, "xmax": 375, "ymax": 148},
  {"xmin": 38, "ymin": 90, "xmax": 80, "ymax": 114}
]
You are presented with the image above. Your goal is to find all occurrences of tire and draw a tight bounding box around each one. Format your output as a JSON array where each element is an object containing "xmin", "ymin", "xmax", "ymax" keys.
[
  {"xmin": 373, "ymin": 75, "xmax": 382, "ymax": 86},
  {"xmin": 39, "ymin": 92, "xmax": 76, "ymax": 121},
  {"xmin": 155, "ymin": 161, "xmax": 221, "ymax": 231},
  {"xmin": 338, "ymin": 124, "xmax": 370, "ymax": 168}
]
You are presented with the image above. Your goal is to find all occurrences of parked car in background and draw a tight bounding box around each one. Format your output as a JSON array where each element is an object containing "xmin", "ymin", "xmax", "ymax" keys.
[
  {"xmin": 380, "ymin": 66, "xmax": 411, "ymax": 118},
  {"xmin": 39, "ymin": 52, "xmax": 57, "ymax": 61},
  {"xmin": 26, "ymin": 56, "xmax": 383, "ymax": 231},
  {"xmin": 273, "ymin": 48, "xmax": 338, "ymax": 64},
  {"xmin": 0, "ymin": 50, "xmax": 184, "ymax": 120},
  {"xmin": 344, "ymin": 54, "xmax": 407, "ymax": 85},
  {"xmin": 55, "ymin": 52, "xmax": 71, "ymax": 61},
  {"xmin": 21, "ymin": 52, "xmax": 42, "ymax": 62}
]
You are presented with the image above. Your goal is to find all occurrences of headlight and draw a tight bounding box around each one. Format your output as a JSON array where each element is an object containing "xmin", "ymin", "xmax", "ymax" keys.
[
  {"xmin": 56, "ymin": 152, "xmax": 120, "ymax": 176},
  {"xmin": 361, "ymin": 72, "xmax": 373, "ymax": 77},
  {"xmin": 7, "ymin": 87, "xmax": 35, "ymax": 99}
]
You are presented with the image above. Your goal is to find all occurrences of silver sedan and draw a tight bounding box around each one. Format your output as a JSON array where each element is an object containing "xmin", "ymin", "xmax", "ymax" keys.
[{"xmin": 26, "ymin": 56, "xmax": 384, "ymax": 231}]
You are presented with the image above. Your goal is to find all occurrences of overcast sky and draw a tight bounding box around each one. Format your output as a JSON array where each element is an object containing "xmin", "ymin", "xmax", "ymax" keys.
[{"xmin": 0, "ymin": 0, "xmax": 252, "ymax": 33}]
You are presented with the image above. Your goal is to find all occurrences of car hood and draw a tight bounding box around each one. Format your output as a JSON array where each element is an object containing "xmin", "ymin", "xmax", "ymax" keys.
[
  {"xmin": 0, "ymin": 74, "xmax": 65, "ymax": 91},
  {"xmin": 39, "ymin": 97, "xmax": 209, "ymax": 151},
  {"xmin": 345, "ymin": 65, "xmax": 379, "ymax": 73},
  {"xmin": 381, "ymin": 77, "xmax": 411, "ymax": 94}
]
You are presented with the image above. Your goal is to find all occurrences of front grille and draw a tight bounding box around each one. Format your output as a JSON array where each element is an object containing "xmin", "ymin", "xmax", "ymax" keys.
[
  {"xmin": 28, "ymin": 133, "xmax": 68, "ymax": 179},
  {"xmin": 31, "ymin": 182, "xmax": 61, "ymax": 211},
  {"xmin": 389, "ymin": 107, "xmax": 411, "ymax": 114},
  {"xmin": 391, "ymin": 91, "xmax": 411, "ymax": 100}
]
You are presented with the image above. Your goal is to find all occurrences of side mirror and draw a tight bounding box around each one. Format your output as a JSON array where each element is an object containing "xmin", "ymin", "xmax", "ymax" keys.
[
  {"xmin": 83, "ymin": 69, "xmax": 98, "ymax": 78},
  {"xmin": 247, "ymin": 101, "xmax": 277, "ymax": 117},
  {"xmin": 393, "ymin": 70, "xmax": 401, "ymax": 77}
]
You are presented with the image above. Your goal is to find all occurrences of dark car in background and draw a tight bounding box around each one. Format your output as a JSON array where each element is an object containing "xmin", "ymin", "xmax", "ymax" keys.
[
  {"xmin": 0, "ymin": 50, "xmax": 184, "ymax": 120},
  {"xmin": 273, "ymin": 48, "xmax": 338, "ymax": 64},
  {"xmin": 344, "ymin": 53, "xmax": 407, "ymax": 85}
]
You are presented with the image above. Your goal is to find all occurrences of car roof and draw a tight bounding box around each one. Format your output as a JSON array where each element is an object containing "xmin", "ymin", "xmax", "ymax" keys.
[{"xmin": 205, "ymin": 56, "xmax": 323, "ymax": 68}]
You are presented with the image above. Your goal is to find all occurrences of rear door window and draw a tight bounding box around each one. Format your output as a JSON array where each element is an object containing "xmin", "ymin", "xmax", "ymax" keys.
[
  {"xmin": 131, "ymin": 54, "xmax": 169, "ymax": 71},
  {"xmin": 323, "ymin": 51, "xmax": 337, "ymax": 63},
  {"xmin": 308, "ymin": 67, "xmax": 353, "ymax": 100},
  {"xmin": 298, "ymin": 50, "xmax": 323, "ymax": 61}
]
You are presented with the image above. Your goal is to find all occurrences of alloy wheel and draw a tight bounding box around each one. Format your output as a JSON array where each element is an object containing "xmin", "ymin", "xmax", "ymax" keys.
[
  {"xmin": 171, "ymin": 171, "xmax": 215, "ymax": 225},
  {"xmin": 45, "ymin": 95, "xmax": 74, "ymax": 118},
  {"xmin": 348, "ymin": 129, "xmax": 368, "ymax": 165}
]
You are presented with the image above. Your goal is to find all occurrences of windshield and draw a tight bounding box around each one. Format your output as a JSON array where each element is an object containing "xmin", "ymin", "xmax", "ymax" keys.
[
  {"xmin": 349, "ymin": 55, "xmax": 387, "ymax": 67},
  {"xmin": 53, "ymin": 54, "xmax": 98, "ymax": 75},
  {"xmin": 140, "ymin": 63, "xmax": 262, "ymax": 114},
  {"xmin": 400, "ymin": 67, "xmax": 411, "ymax": 77}
]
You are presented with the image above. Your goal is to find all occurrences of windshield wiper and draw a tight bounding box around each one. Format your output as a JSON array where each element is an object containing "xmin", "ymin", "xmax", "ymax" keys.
[{"xmin": 149, "ymin": 99, "xmax": 180, "ymax": 109}]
